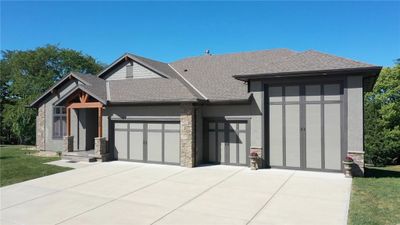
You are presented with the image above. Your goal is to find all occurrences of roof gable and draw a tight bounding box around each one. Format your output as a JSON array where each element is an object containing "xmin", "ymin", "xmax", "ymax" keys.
[{"xmin": 97, "ymin": 53, "xmax": 179, "ymax": 80}]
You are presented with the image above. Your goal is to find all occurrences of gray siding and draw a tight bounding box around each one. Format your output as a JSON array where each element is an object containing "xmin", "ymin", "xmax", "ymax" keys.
[
  {"xmin": 43, "ymin": 80, "xmax": 79, "ymax": 151},
  {"xmin": 104, "ymin": 60, "xmax": 161, "ymax": 81},
  {"xmin": 201, "ymin": 99, "xmax": 262, "ymax": 148},
  {"xmin": 347, "ymin": 76, "xmax": 364, "ymax": 152}
]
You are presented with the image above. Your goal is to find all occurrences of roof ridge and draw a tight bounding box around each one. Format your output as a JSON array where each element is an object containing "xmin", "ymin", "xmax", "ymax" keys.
[
  {"xmin": 171, "ymin": 48, "xmax": 296, "ymax": 63},
  {"xmin": 302, "ymin": 50, "xmax": 375, "ymax": 66}
]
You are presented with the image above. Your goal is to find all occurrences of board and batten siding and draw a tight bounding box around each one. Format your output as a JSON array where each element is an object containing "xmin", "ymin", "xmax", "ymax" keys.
[{"xmin": 104, "ymin": 60, "xmax": 161, "ymax": 80}]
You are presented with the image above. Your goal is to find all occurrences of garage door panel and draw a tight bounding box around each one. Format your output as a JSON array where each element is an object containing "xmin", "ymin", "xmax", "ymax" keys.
[
  {"xmin": 238, "ymin": 131, "xmax": 247, "ymax": 165},
  {"xmin": 114, "ymin": 130, "xmax": 128, "ymax": 160},
  {"xmin": 285, "ymin": 104, "xmax": 301, "ymax": 167},
  {"xmin": 147, "ymin": 129, "xmax": 163, "ymax": 162},
  {"xmin": 324, "ymin": 103, "xmax": 342, "ymax": 170},
  {"xmin": 229, "ymin": 127, "xmax": 237, "ymax": 164},
  {"xmin": 218, "ymin": 129, "xmax": 225, "ymax": 163},
  {"xmin": 306, "ymin": 104, "xmax": 322, "ymax": 169},
  {"xmin": 269, "ymin": 105, "xmax": 283, "ymax": 166},
  {"xmin": 129, "ymin": 130, "xmax": 143, "ymax": 161},
  {"xmin": 164, "ymin": 131, "xmax": 180, "ymax": 164}
]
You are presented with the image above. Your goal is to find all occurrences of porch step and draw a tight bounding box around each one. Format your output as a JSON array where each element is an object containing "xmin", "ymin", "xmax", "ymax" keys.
[{"xmin": 62, "ymin": 151, "xmax": 98, "ymax": 162}]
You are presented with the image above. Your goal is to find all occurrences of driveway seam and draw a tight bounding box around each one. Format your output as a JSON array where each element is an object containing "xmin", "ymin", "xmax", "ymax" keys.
[
  {"xmin": 246, "ymin": 171, "xmax": 296, "ymax": 225},
  {"xmin": 1, "ymin": 164, "xmax": 145, "ymax": 210},
  {"xmin": 150, "ymin": 167, "xmax": 245, "ymax": 225},
  {"xmin": 55, "ymin": 169, "xmax": 187, "ymax": 225}
]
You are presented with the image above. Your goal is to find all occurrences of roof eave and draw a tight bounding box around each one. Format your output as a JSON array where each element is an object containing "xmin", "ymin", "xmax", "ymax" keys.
[
  {"xmin": 29, "ymin": 72, "xmax": 91, "ymax": 108},
  {"xmin": 232, "ymin": 66, "xmax": 383, "ymax": 81}
]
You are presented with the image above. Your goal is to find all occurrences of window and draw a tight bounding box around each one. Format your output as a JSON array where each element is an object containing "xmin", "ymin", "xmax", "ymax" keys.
[{"xmin": 53, "ymin": 106, "xmax": 66, "ymax": 138}]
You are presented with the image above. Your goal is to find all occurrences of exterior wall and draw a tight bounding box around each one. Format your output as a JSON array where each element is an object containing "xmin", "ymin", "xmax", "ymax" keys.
[
  {"xmin": 36, "ymin": 104, "xmax": 46, "ymax": 150},
  {"xmin": 41, "ymin": 80, "xmax": 79, "ymax": 151},
  {"xmin": 201, "ymin": 102, "xmax": 262, "ymax": 148},
  {"xmin": 346, "ymin": 75, "xmax": 365, "ymax": 175},
  {"xmin": 195, "ymin": 107, "xmax": 203, "ymax": 165},
  {"xmin": 104, "ymin": 60, "xmax": 160, "ymax": 81}
]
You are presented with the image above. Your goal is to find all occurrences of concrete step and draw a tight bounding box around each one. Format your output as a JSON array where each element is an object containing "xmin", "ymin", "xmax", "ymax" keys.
[{"xmin": 62, "ymin": 153, "xmax": 97, "ymax": 163}]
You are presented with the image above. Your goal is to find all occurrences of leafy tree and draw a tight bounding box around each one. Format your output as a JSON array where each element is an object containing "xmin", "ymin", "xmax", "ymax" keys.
[
  {"xmin": 364, "ymin": 61, "xmax": 400, "ymax": 166},
  {"xmin": 1, "ymin": 45, "xmax": 104, "ymax": 144}
]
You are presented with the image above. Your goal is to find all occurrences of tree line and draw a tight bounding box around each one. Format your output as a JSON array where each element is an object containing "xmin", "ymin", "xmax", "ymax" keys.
[{"xmin": 0, "ymin": 45, "xmax": 399, "ymax": 166}]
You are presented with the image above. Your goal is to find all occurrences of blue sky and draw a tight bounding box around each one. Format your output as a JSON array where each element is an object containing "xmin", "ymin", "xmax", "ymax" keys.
[{"xmin": 1, "ymin": 1, "xmax": 399, "ymax": 66}]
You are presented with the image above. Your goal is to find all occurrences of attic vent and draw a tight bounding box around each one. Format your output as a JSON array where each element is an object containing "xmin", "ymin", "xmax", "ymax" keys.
[{"xmin": 126, "ymin": 62, "xmax": 133, "ymax": 78}]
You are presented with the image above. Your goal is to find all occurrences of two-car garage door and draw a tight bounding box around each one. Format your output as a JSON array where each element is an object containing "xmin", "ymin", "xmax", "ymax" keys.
[{"xmin": 113, "ymin": 122, "xmax": 180, "ymax": 164}]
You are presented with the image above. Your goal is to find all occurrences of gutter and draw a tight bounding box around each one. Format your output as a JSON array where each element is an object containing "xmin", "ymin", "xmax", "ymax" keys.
[{"xmin": 233, "ymin": 66, "xmax": 383, "ymax": 81}]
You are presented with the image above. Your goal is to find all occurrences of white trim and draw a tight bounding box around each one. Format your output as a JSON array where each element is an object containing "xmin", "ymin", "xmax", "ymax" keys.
[
  {"xmin": 168, "ymin": 64, "xmax": 208, "ymax": 100},
  {"xmin": 106, "ymin": 81, "xmax": 111, "ymax": 101}
]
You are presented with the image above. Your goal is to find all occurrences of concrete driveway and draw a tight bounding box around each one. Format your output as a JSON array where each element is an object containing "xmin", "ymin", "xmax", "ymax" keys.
[{"xmin": 0, "ymin": 161, "xmax": 351, "ymax": 225}]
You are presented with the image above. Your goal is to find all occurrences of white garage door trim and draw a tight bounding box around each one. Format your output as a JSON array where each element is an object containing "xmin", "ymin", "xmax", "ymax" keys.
[{"xmin": 112, "ymin": 120, "xmax": 180, "ymax": 165}]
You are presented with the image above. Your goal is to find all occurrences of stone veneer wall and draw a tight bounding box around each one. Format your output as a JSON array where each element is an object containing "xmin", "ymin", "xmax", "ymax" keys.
[
  {"xmin": 36, "ymin": 104, "xmax": 46, "ymax": 150},
  {"xmin": 180, "ymin": 104, "xmax": 195, "ymax": 167},
  {"xmin": 348, "ymin": 151, "xmax": 364, "ymax": 177}
]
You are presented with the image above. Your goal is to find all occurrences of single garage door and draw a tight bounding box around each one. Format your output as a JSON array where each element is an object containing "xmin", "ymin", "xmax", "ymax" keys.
[
  {"xmin": 268, "ymin": 83, "xmax": 343, "ymax": 171},
  {"xmin": 205, "ymin": 120, "xmax": 249, "ymax": 166},
  {"xmin": 113, "ymin": 121, "xmax": 180, "ymax": 164}
]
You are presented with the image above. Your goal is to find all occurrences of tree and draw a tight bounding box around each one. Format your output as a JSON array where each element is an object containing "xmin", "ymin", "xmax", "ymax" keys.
[
  {"xmin": 364, "ymin": 61, "xmax": 400, "ymax": 166},
  {"xmin": 1, "ymin": 45, "xmax": 104, "ymax": 144}
]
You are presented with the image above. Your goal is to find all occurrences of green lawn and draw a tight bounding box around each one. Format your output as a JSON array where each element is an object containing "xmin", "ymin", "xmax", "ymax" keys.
[
  {"xmin": 348, "ymin": 165, "xmax": 400, "ymax": 225},
  {"xmin": 0, "ymin": 145, "xmax": 72, "ymax": 187}
]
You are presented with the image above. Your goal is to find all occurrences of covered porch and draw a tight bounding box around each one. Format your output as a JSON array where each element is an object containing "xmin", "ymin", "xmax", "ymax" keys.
[{"xmin": 59, "ymin": 88, "xmax": 110, "ymax": 162}]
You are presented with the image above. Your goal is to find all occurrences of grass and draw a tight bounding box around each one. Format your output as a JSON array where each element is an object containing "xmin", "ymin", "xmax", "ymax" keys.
[
  {"xmin": 0, "ymin": 145, "xmax": 72, "ymax": 187},
  {"xmin": 348, "ymin": 165, "xmax": 400, "ymax": 225}
]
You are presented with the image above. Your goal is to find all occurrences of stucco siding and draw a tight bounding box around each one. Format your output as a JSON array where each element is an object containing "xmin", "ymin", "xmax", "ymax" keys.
[
  {"xmin": 104, "ymin": 60, "xmax": 161, "ymax": 81},
  {"xmin": 347, "ymin": 75, "xmax": 364, "ymax": 152},
  {"xmin": 201, "ymin": 101, "xmax": 262, "ymax": 148}
]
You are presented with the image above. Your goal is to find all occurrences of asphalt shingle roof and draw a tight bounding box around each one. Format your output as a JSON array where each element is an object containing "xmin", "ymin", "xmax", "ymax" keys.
[
  {"xmin": 169, "ymin": 49, "xmax": 297, "ymax": 101},
  {"xmin": 234, "ymin": 50, "xmax": 377, "ymax": 76},
  {"xmin": 31, "ymin": 48, "xmax": 381, "ymax": 107},
  {"xmin": 72, "ymin": 72, "xmax": 107, "ymax": 102},
  {"xmin": 107, "ymin": 78, "xmax": 198, "ymax": 103}
]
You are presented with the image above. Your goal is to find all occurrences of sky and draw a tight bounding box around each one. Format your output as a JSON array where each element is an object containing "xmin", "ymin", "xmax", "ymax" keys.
[{"xmin": 1, "ymin": 1, "xmax": 399, "ymax": 67}]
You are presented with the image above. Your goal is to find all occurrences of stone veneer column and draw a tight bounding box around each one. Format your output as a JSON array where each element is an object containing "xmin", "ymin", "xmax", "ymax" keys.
[
  {"xmin": 95, "ymin": 137, "xmax": 109, "ymax": 161},
  {"xmin": 348, "ymin": 151, "xmax": 364, "ymax": 177},
  {"xmin": 63, "ymin": 136, "xmax": 74, "ymax": 152},
  {"xmin": 36, "ymin": 104, "xmax": 46, "ymax": 150},
  {"xmin": 180, "ymin": 104, "xmax": 195, "ymax": 168}
]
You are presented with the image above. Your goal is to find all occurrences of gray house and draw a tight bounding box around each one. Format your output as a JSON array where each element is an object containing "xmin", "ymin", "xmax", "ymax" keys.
[{"xmin": 30, "ymin": 49, "xmax": 381, "ymax": 175}]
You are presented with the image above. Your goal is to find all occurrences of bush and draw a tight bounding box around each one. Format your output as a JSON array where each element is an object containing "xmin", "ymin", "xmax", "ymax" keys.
[{"xmin": 364, "ymin": 63, "xmax": 400, "ymax": 166}]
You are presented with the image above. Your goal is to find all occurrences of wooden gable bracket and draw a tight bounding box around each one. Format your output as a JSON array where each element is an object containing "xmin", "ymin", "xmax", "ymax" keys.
[{"xmin": 79, "ymin": 92, "xmax": 89, "ymax": 103}]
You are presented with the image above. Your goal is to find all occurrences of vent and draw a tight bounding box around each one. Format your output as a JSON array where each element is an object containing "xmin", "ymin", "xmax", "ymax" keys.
[{"xmin": 126, "ymin": 62, "xmax": 133, "ymax": 78}]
